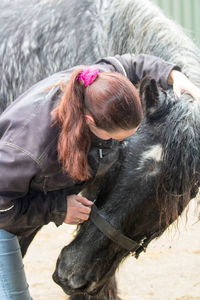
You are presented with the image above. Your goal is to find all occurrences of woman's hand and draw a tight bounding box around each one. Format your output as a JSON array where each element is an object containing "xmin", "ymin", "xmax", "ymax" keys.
[
  {"xmin": 168, "ymin": 70, "xmax": 200, "ymax": 101},
  {"xmin": 64, "ymin": 194, "xmax": 93, "ymax": 225}
]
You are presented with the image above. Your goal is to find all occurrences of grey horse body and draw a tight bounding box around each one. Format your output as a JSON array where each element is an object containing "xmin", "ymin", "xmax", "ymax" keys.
[
  {"xmin": 2, "ymin": 0, "xmax": 200, "ymax": 111},
  {"xmin": 109, "ymin": 0, "xmax": 200, "ymax": 84},
  {"xmin": 0, "ymin": 0, "xmax": 107, "ymax": 110}
]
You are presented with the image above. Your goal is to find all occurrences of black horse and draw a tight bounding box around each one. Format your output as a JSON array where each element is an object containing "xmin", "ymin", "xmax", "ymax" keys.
[
  {"xmin": 1, "ymin": 0, "xmax": 200, "ymax": 299},
  {"xmin": 52, "ymin": 78, "xmax": 200, "ymax": 299}
]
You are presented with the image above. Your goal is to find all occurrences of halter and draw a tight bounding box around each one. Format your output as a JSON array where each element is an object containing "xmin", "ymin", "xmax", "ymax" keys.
[
  {"xmin": 88, "ymin": 142, "xmax": 160, "ymax": 257},
  {"xmin": 90, "ymin": 203, "xmax": 159, "ymax": 257}
]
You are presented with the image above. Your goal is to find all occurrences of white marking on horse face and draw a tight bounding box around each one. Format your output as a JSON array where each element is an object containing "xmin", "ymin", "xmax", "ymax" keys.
[
  {"xmin": 142, "ymin": 144, "xmax": 163, "ymax": 162},
  {"xmin": 137, "ymin": 144, "xmax": 163, "ymax": 176},
  {"xmin": 147, "ymin": 106, "xmax": 157, "ymax": 116}
]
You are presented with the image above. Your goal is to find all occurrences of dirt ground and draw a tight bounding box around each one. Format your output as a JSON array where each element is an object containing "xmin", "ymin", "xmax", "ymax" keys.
[{"xmin": 24, "ymin": 198, "xmax": 200, "ymax": 300}]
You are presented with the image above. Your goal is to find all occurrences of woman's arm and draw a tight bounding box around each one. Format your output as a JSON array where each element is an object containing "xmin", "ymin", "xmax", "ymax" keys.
[
  {"xmin": 0, "ymin": 142, "xmax": 68, "ymax": 236},
  {"xmin": 98, "ymin": 53, "xmax": 180, "ymax": 89},
  {"xmin": 0, "ymin": 142, "xmax": 92, "ymax": 236},
  {"xmin": 98, "ymin": 53, "xmax": 200, "ymax": 100},
  {"xmin": 1, "ymin": 189, "xmax": 68, "ymax": 237},
  {"xmin": 1, "ymin": 191, "xmax": 92, "ymax": 237},
  {"xmin": 168, "ymin": 69, "xmax": 200, "ymax": 101}
]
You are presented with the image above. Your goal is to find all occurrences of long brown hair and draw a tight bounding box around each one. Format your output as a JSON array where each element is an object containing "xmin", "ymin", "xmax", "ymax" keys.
[{"xmin": 52, "ymin": 68, "xmax": 143, "ymax": 181}]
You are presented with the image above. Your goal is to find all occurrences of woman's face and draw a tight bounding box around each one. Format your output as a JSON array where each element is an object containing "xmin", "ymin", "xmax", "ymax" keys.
[
  {"xmin": 89, "ymin": 125, "xmax": 138, "ymax": 141},
  {"xmin": 85, "ymin": 114, "xmax": 138, "ymax": 141}
]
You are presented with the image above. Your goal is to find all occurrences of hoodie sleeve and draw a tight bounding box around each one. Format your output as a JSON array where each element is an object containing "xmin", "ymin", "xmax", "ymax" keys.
[
  {"xmin": 0, "ymin": 142, "xmax": 67, "ymax": 237},
  {"xmin": 97, "ymin": 53, "xmax": 181, "ymax": 89}
]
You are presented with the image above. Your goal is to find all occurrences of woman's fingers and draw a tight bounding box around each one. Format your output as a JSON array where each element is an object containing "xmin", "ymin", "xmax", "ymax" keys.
[
  {"xmin": 187, "ymin": 85, "xmax": 200, "ymax": 101},
  {"xmin": 174, "ymin": 85, "xmax": 200, "ymax": 101},
  {"xmin": 75, "ymin": 195, "xmax": 92, "ymax": 216},
  {"xmin": 79, "ymin": 205, "xmax": 91, "ymax": 214},
  {"xmin": 64, "ymin": 194, "xmax": 93, "ymax": 225},
  {"xmin": 76, "ymin": 195, "xmax": 93, "ymax": 206},
  {"xmin": 171, "ymin": 70, "xmax": 200, "ymax": 101},
  {"xmin": 68, "ymin": 212, "xmax": 90, "ymax": 225},
  {"xmin": 76, "ymin": 212, "xmax": 90, "ymax": 221}
]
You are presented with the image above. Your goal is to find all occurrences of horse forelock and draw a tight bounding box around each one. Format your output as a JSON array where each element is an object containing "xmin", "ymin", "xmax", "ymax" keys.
[
  {"xmin": 133, "ymin": 87, "xmax": 200, "ymax": 227},
  {"xmin": 162, "ymin": 97, "xmax": 200, "ymax": 184},
  {"xmin": 157, "ymin": 95, "xmax": 200, "ymax": 225}
]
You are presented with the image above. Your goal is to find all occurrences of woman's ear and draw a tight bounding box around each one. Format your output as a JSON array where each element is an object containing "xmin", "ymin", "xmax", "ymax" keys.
[{"xmin": 84, "ymin": 115, "xmax": 95, "ymax": 125}]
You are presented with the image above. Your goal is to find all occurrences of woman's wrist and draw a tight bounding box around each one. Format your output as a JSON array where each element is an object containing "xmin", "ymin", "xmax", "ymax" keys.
[
  {"xmin": 168, "ymin": 69, "xmax": 181, "ymax": 85},
  {"xmin": 168, "ymin": 69, "xmax": 200, "ymax": 101}
]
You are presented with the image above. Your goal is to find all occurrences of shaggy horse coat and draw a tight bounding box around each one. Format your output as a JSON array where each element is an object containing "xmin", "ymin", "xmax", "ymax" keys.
[
  {"xmin": 1, "ymin": 0, "xmax": 200, "ymax": 299},
  {"xmin": 1, "ymin": 0, "xmax": 200, "ymax": 111}
]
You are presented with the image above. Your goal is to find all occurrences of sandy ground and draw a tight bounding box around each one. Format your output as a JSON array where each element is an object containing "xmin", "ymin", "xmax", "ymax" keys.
[{"xmin": 24, "ymin": 199, "xmax": 200, "ymax": 300}]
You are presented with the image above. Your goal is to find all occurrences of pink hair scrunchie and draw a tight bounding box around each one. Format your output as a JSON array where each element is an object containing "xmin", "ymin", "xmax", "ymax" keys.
[{"xmin": 77, "ymin": 67, "xmax": 99, "ymax": 87}]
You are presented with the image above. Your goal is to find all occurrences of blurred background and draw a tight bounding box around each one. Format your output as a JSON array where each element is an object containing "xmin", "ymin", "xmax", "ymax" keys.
[{"xmin": 151, "ymin": 0, "xmax": 200, "ymax": 47}]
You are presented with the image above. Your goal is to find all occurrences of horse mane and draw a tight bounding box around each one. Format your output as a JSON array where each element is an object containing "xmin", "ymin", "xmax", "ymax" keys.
[
  {"xmin": 157, "ymin": 92, "xmax": 200, "ymax": 227},
  {"xmin": 108, "ymin": 0, "xmax": 200, "ymax": 228}
]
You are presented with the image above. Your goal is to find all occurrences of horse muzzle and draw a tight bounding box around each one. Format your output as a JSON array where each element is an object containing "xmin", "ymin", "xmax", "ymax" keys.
[{"xmin": 52, "ymin": 269, "xmax": 102, "ymax": 296}]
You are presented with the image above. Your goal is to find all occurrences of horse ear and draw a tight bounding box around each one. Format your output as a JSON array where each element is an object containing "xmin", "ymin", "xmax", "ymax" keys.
[{"xmin": 139, "ymin": 76, "xmax": 160, "ymax": 117}]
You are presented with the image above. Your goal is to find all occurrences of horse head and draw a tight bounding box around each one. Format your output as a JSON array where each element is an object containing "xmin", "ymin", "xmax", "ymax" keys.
[{"xmin": 53, "ymin": 78, "xmax": 200, "ymax": 296}]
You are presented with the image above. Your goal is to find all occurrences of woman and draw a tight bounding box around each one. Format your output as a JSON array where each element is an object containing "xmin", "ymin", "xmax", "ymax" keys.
[{"xmin": 0, "ymin": 53, "xmax": 199, "ymax": 299}]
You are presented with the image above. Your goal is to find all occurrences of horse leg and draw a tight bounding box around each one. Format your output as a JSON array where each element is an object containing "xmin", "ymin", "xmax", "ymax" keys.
[
  {"xmin": 69, "ymin": 276, "xmax": 121, "ymax": 300},
  {"xmin": 18, "ymin": 226, "xmax": 42, "ymax": 257}
]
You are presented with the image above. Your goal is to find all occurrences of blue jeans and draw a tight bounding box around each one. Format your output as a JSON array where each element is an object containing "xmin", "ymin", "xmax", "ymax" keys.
[{"xmin": 0, "ymin": 229, "xmax": 32, "ymax": 300}]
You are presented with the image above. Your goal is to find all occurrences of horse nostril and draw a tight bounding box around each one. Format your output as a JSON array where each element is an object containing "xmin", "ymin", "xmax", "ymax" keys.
[
  {"xmin": 53, "ymin": 271, "xmax": 90, "ymax": 291},
  {"xmin": 85, "ymin": 267, "xmax": 101, "ymax": 283},
  {"xmin": 68, "ymin": 276, "xmax": 89, "ymax": 290}
]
